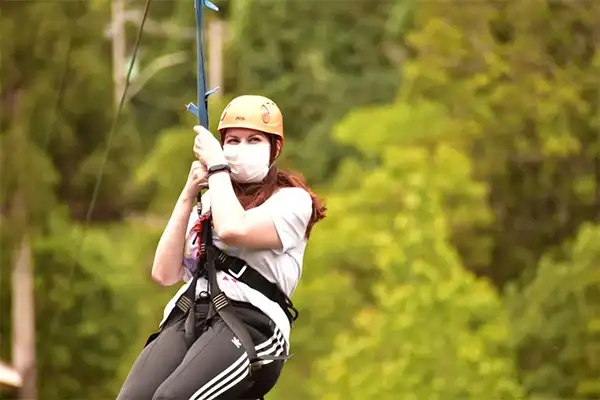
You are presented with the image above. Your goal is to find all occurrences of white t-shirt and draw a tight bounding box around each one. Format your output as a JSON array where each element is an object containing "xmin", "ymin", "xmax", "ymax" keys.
[{"xmin": 160, "ymin": 187, "xmax": 313, "ymax": 347}]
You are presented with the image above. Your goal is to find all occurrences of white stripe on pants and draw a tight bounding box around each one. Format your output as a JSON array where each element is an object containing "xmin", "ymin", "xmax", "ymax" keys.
[{"xmin": 190, "ymin": 326, "xmax": 287, "ymax": 400}]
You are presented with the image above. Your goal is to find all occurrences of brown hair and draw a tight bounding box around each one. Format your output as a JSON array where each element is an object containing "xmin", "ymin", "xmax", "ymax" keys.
[{"xmin": 227, "ymin": 135, "xmax": 326, "ymax": 238}]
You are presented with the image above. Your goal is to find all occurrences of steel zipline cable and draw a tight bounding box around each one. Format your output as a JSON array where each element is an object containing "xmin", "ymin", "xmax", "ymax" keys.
[{"xmin": 43, "ymin": 0, "xmax": 153, "ymax": 362}]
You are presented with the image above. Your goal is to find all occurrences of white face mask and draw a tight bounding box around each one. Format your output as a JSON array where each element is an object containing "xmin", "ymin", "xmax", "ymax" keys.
[{"xmin": 223, "ymin": 142, "xmax": 271, "ymax": 183}]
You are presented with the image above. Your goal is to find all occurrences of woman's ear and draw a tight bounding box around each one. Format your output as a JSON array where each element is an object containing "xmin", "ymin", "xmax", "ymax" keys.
[
  {"xmin": 273, "ymin": 138, "xmax": 282, "ymax": 159},
  {"xmin": 268, "ymin": 136, "xmax": 281, "ymax": 161}
]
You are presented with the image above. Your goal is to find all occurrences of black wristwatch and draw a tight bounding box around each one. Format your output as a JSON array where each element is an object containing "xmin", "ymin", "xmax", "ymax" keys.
[{"xmin": 207, "ymin": 163, "xmax": 231, "ymax": 177}]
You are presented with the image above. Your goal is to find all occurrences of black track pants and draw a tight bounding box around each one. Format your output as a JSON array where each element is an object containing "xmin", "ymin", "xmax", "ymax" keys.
[{"xmin": 116, "ymin": 304, "xmax": 286, "ymax": 400}]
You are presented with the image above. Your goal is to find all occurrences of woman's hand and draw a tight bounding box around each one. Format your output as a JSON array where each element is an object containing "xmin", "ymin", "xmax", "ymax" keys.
[
  {"xmin": 183, "ymin": 161, "xmax": 208, "ymax": 198},
  {"xmin": 193, "ymin": 125, "xmax": 227, "ymax": 167}
]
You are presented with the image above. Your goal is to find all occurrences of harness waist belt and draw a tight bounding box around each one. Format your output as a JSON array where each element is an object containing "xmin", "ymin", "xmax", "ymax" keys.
[
  {"xmin": 209, "ymin": 247, "xmax": 298, "ymax": 326},
  {"xmin": 169, "ymin": 248, "xmax": 299, "ymax": 329},
  {"xmin": 165, "ymin": 214, "xmax": 295, "ymax": 375}
]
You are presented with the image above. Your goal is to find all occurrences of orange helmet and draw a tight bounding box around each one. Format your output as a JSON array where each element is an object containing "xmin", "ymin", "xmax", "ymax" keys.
[{"xmin": 218, "ymin": 95, "xmax": 284, "ymax": 150}]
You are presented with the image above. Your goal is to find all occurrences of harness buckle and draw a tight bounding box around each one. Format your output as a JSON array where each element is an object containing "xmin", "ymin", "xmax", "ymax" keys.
[
  {"xmin": 250, "ymin": 360, "xmax": 266, "ymax": 372},
  {"xmin": 211, "ymin": 291, "xmax": 230, "ymax": 311},
  {"xmin": 250, "ymin": 354, "xmax": 293, "ymax": 370},
  {"xmin": 176, "ymin": 295, "xmax": 193, "ymax": 314}
]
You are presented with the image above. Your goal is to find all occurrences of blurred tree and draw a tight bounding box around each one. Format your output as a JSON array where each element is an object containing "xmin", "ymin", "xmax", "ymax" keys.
[
  {"xmin": 0, "ymin": 0, "xmax": 142, "ymax": 222},
  {"xmin": 0, "ymin": 2, "xmax": 166, "ymax": 398},
  {"xmin": 126, "ymin": 0, "xmax": 198, "ymax": 149},
  {"xmin": 401, "ymin": 0, "xmax": 600, "ymax": 287},
  {"xmin": 40, "ymin": 210, "xmax": 174, "ymax": 399},
  {"xmin": 226, "ymin": 0, "xmax": 418, "ymax": 183},
  {"xmin": 2, "ymin": 0, "xmax": 597, "ymax": 398},
  {"xmin": 132, "ymin": 94, "xmax": 233, "ymax": 214},
  {"xmin": 302, "ymin": 101, "xmax": 521, "ymax": 399},
  {"xmin": 32, "ymin": 211, "xmax": 138, "ymax": 399},
  {"xmin": 125, "ymin": 0, "xmax": 235, "ymax": 154},
  {"xmin": 505, "ymin": 223, "xmax": 600, "ymax": 399}
]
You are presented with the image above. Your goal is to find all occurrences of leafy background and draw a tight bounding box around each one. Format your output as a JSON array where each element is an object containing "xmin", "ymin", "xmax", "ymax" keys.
[{"xmin": 1, "ymin": 0, "xmax": 599, "ymax": 398}]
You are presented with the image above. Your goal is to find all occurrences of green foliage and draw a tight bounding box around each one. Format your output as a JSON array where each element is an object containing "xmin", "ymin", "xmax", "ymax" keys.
[
  {"xmin": 401, "ymin": 0, "xmax": 600, "ymax": 287},
  {"xmin": 0, "ymin": 131, "xmax": 59, "ymax": 231},
  {"xmin": 133, "ymin": 94, "xmax": 233, "ymax": 213},
  {"xmin": 330, "ymin": 99, "xmax": 494, "ymax": 278},
  {"xmin": 21, "ymin": 209, "xmax": 170, "ymax": 399},
  {"xmin": 33, "ymin": 212, "xmax": 134, "ymax": 399},
  {"xmin": 0, "ymin": 1, "xmax": 141, "ymax": 222},
  {"xmin": 506, "ymin": 224, "xmax": 600, "ymax": 399},
  {"xmin": 1, "ymin": 0, "xmax": 598, "ymax": 399},
  {"xmin": 300, "ymin": 102, "xmax": 521, "ymax": 399},
  {"xmin": 226, "ymin": 0, "xmax": 415, "ymax": 182}
]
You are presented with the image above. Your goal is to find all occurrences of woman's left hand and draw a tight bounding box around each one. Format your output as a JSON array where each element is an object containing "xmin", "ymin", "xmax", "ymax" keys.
[{"xmin": 193, "ymin": 125, "xmax": 227, "ymax": 167}]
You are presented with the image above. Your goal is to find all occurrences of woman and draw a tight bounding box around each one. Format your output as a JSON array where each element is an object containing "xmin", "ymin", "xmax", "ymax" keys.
[{"xmin": 117, "ymin": 95, "xmax": 326, "ymax": 400}]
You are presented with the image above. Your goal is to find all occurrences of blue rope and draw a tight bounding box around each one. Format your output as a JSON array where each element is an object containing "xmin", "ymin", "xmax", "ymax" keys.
[{"xmin": 186, "ymin": 0, "xmax": 220, "ymax": 128}]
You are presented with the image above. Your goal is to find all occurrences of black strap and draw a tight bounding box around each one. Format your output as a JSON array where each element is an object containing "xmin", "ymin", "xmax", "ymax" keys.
[
  {"xmin": 170, "ymin": 210, "xmax": 292, "ymax": 369},
  {"xmin": 204, "ymin": 223, "xmax": 257, "ymax": 365},
  {"xmin": 212, "ymin": 247, "xmax": 299, "ymax": 325},
  {"xmin": 201, "ymin": 217, "xmax": 292, "ymax": 367},
  {"xmin": 183, "ymin": 271, "xmax": 203, "ymax": 346},
  {"xmin": 171, "ymin": 249, "xmax": 298, "ymax": 329}
]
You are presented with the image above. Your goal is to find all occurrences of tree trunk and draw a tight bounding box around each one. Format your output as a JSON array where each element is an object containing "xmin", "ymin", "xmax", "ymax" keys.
[
  {"xmin": 11, "ymin": 193, "xmax": 37, "ymax": 399},
  {"xmin": 208, "ymin": 18, "xmax": 225, "ymax": 97}
]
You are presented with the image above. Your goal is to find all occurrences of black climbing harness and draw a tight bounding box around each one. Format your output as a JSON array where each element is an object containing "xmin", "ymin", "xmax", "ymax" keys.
[{"xmin": 155, "ymin": 193, "xmax": 297, "ymax": 382}]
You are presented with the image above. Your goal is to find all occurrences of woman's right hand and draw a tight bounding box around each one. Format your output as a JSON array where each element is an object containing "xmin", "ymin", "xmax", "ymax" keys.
[{"xmin": 183, "ymin": 161, "xmax": 208, "ymax": 198}]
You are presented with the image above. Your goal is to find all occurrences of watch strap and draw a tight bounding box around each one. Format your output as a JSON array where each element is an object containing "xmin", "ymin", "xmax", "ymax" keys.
[{"xmin": 207, "ymin": 163, "xmax": 231, "ymax": 177}]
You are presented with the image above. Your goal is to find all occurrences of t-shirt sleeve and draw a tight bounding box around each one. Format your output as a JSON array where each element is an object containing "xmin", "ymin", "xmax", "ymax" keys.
[{"xmin": 264, "ymin": 187, "xmax": 313, "ymax": 254}]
